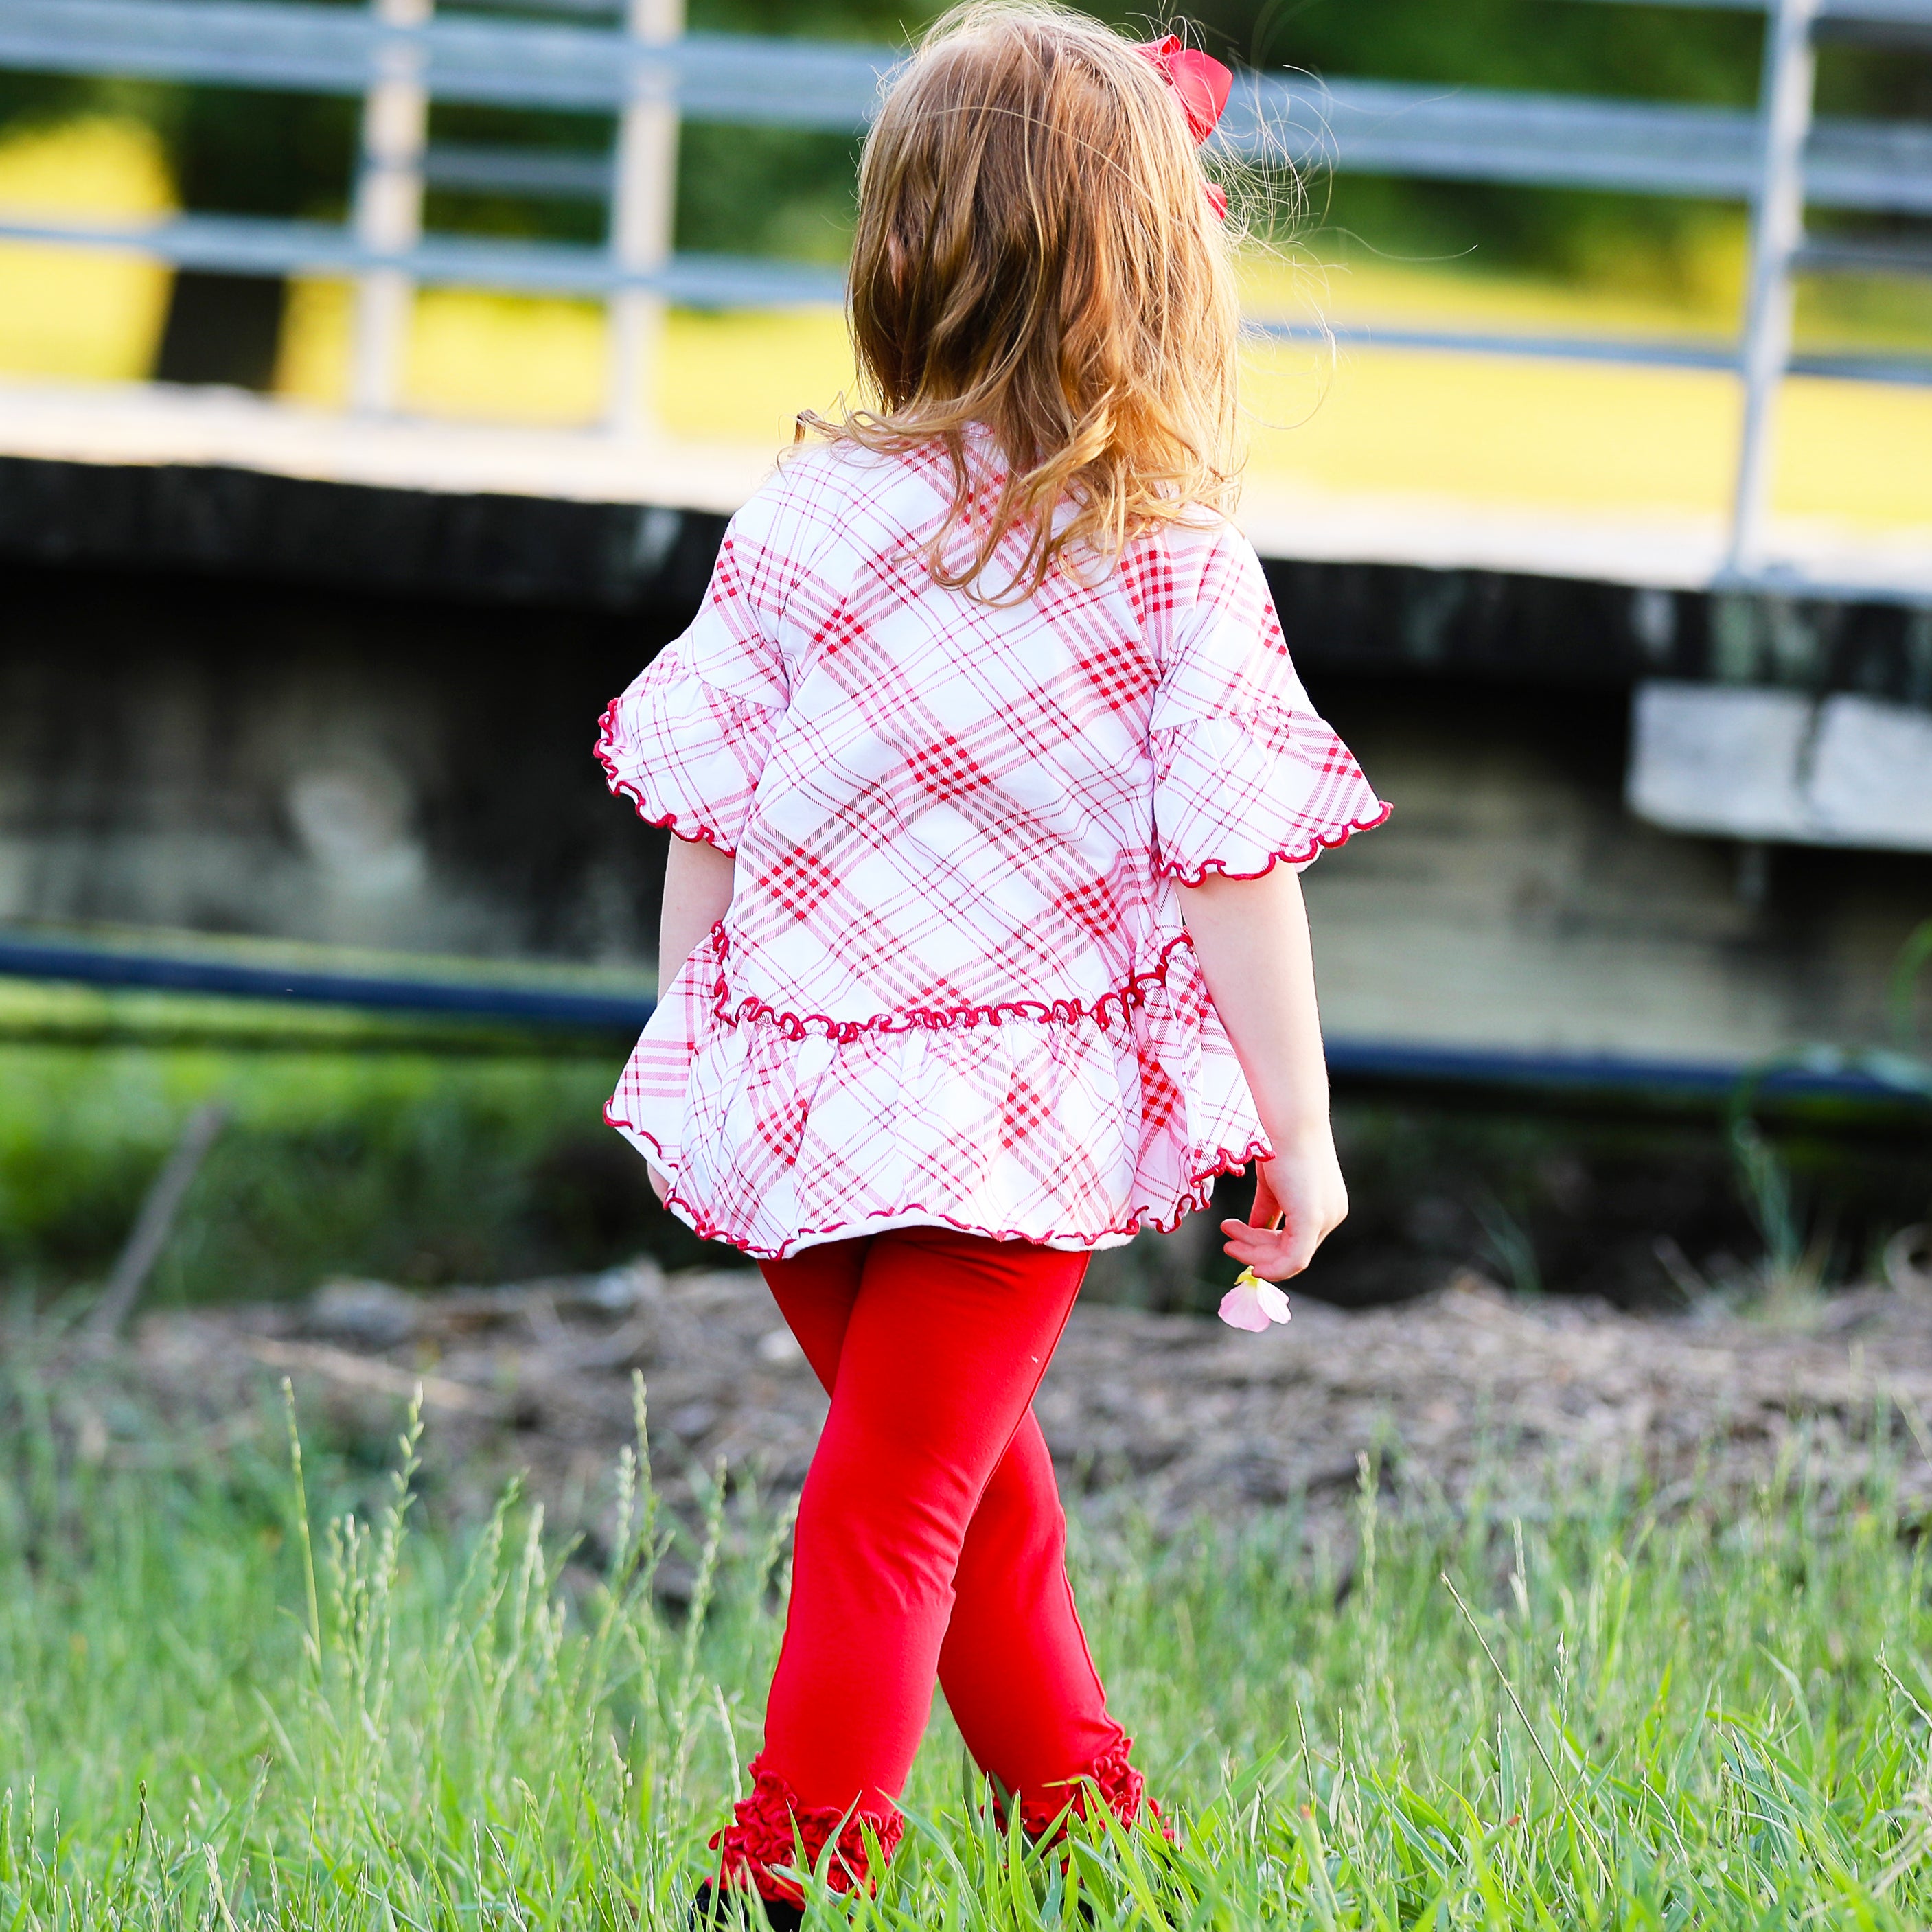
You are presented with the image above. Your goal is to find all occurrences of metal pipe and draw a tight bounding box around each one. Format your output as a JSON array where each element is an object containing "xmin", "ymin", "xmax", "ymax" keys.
[
  {"xmin": 350, "ymin": 0, "xmax": 432, "ymax": 414},
  {"xmin": 1725, "ymin": 0, "xmax": 1820, "ymax": 575},
  {"xmin": 606, "ymin": 0, "xmax": 682, "ymax": 439},
  {"xmin": 0, "ymin": 934, "xmax": 659, "ymax": 1028}
]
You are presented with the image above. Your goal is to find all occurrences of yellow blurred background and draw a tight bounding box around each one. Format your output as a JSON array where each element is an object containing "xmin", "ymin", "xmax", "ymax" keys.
[{"xmin": 2, "ymin": 113, "xmax": 1928, "ymax": 529}]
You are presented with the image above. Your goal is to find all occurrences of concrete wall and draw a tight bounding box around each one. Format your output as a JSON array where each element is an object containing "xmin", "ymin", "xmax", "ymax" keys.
[
  {"xmin": 1308, "ymin": 680, "xmax": 1928, "ymax": 1063},
  {"xmin": 0, "ymin": 561, "xmax": 679, "ymax": 964}
]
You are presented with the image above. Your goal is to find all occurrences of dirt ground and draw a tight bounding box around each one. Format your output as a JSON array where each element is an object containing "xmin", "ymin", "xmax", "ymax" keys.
[{"xmin": 24, "ymin": 1235, "xmax": 1932, "ymax": 1559}]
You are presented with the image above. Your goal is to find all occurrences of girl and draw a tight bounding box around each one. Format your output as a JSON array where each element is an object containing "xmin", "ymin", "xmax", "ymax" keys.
[{"xmin": 597, "ymin": 4, "xmax": 1387, "ymax": 1919}]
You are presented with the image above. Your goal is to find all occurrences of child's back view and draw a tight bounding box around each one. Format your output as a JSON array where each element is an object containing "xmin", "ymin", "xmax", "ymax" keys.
[{"xmin": 597, "ymin": 5, "xmax": 1387, "ymax": 1919}]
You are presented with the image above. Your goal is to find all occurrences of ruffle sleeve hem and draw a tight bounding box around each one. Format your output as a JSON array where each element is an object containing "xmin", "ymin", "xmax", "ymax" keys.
[
  {"xmin": 596, "ymin": 643, "xmax": 781, "ymax": 853},
  {"xmin": 1151, "ymin": 707, "xmax": 1390, "ymax": 882}
]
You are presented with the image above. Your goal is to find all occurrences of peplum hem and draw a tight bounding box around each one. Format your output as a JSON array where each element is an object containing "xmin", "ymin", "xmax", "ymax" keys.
[
  {"xmin": 607, "ymin": 925, "xmax": 1272, "ymax": 1260},
  {"xmin": 610, "ymin": 1107, "xmax": 1268, "ymax": 1261}
]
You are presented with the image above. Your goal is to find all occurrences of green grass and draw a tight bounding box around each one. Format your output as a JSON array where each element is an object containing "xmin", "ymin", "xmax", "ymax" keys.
[{"xmin": 5, "ymin": 1357, "xmax": 1932, "ymax": 1929}]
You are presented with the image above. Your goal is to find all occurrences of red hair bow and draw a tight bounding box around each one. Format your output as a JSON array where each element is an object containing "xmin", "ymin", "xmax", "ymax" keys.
[{"xmin": 1134, "ymin": 34, "xmax": 1232, "ymax": 220}]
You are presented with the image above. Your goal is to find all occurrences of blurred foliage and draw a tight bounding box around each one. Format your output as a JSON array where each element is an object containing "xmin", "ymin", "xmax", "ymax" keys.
[
  {"xmin": 152, "ymin": 85, "xmax": 359, "ymax": 219},
  {"xmin": 0, "ymin": 75, "xmax": 358, "ymax": 218},
  {"xmin": 1177, "ymin": 0, "xmax": 1760, "ymax": 288},
  {"xmin": 3, "ymin": 0, "xmax": 1925, "ymax": 292},
  {"xmin": 674, "ymin": 124, "xmax": 867, "ymax": 264},
  {"xmin": 0, "ymin": 1041, "xmax": 739, "ymax": 1305},
  {"xmin": 1314, "ymin": 1099, "xmax": 1931, "ymax": 1311}
]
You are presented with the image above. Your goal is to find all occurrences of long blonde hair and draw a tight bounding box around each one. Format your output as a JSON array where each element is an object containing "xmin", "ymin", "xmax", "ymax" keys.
[{"xmin": 807, "ymin": 1, "xmax": 1244, "ymax": 601}]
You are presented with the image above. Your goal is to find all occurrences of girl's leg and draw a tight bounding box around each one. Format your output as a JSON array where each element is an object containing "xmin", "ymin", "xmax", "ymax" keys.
[
  {"xmin": 713, "ymin": 1226, "xmax": 1092, "ymax": 1905},
  {"xmin": 759, "ymin": 1238, "xmax": 1140, "ymax": 1837},
  {"xmin": 700, "ymin": 1237, "xmax": 869, "ymax": 1924},
  {"xmin": 936, "ymin": 1412, "xmax": 1147, "ymax": 1837},
  {"xmin": 759, "ymin": 1234, "xmax": 868, "ymax": 1388}
]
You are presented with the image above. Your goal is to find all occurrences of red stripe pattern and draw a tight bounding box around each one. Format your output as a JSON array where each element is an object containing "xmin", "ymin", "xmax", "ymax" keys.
[{"xmin": 597, "ymin": 437, "xmax": 1388, "ymax": 1258}]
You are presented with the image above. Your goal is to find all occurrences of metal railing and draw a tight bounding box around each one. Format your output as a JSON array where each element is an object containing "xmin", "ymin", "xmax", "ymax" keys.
[{"xmin": 0, "ymin": 0, "xmax": 1927, "ymax": 570}]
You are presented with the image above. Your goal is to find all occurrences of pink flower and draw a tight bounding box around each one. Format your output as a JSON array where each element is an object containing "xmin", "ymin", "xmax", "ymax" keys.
[{"xmin": 1217, "ymin": 1267, "xmax": 1291, "ymax": 1333}]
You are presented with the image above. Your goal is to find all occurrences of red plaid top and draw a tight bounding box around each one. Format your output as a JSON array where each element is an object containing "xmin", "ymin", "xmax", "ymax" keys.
[{"xmin": 599, "ymin": 437, "xmax": 1388, "ymax": 1258}]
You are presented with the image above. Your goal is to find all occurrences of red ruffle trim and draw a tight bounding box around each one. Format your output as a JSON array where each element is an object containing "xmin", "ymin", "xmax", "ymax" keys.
[
  {"xmin": 608, "ymin": 1103, "xmax": 1268, "ymax": 1262},
  {"xmin": 1011, "ymin": 1741, "xmax": 1170, "ymax": 1844},
  {"xmin": 593, "ymin": 698, "xmax": 737, "ymax": 853},
  {"xmin": 709, "ymin": 1756, "xmax": 904, "ymax": 1907},
  {"xmin": 614, "ymin": 917, "xmax": 1276, "ymax": 1258},
  {"xmin": 700, "ymin": 926, "xmax": 1209, "ymax": 1044},
  {"xmin": 1158, "ymin": 800, "xmax": 1393, "ymax": 885}
]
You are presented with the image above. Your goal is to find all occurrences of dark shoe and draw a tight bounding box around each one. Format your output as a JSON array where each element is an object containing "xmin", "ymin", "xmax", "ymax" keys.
[{"xmin": 690, "ymin": 1882, "xmax": 804, "ymax": 1932}]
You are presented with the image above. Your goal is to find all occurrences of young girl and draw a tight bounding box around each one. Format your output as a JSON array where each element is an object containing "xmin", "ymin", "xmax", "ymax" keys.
[{"xmin": 597, "ymin": 3, "xmax": 1386, "ymax": 1918}]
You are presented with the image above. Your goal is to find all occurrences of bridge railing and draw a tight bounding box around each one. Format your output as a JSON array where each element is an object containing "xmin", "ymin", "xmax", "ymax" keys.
[{"xmin": 0, "ymin": 0, "xmax": 1927, "ymax": 579}]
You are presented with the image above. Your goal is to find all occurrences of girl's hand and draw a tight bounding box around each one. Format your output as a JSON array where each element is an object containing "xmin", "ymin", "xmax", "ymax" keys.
[
  {"xmin": 647, "ymin": 1165, "xmax": 671, "ymax": 1205},
  {"xmin": 1219, "ymin": 1136, "xmax": 1348, "ymax": 1281}
]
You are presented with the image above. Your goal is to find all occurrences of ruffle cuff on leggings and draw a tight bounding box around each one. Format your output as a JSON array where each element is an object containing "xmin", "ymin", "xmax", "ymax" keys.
[
  {"xmin": 1013, "ymin": 1740, "xmax": 1166, "ymax": 1843},
  {"xmin": 711, "ymin": 1755, "xmax": 906, "ymax": 1907}
]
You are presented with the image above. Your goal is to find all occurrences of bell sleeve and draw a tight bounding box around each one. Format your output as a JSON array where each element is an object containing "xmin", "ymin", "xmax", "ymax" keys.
[
  {"xmin": 596, "ymin": 496, "xmax": 792, "ymax": 853},
  {"xmin": 1151, "ymin": 531, "xmax": 1389, "ymax": 882}
]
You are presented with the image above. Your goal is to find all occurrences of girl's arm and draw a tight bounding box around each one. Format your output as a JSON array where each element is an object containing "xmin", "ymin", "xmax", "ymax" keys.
[
  {"xmin": 649, "ymin": 835, "xmax": 737, "ymax": 1199},
  {"xmin": 659, "ymin": 834, "xmax": 736, "ymax": 984},
  {"xmin": 1177, "ymin": 865, "xmax": 1348, "ymax": 1280}
]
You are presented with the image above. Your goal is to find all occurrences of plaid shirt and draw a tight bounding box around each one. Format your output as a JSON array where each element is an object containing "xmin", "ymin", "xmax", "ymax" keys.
[{"xmin": 598, "ymin": 437, "xmax": 1387, "ymax": 1258}]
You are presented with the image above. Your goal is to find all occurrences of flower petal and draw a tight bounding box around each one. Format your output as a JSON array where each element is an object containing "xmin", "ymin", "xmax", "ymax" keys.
[
  {"xmin": 1217, "ymin": 1282, "xmax": 1270, "ymax": 1331},
  {"xmin": 1217, "ymin": 1267, "xmax": 1291, "ymax": 1332}
]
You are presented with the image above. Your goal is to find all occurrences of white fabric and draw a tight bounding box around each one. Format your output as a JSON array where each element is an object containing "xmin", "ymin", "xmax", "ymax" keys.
[{"xmin": 598, "ymin": 437, "xmax": 1388, "ymax": 1257}]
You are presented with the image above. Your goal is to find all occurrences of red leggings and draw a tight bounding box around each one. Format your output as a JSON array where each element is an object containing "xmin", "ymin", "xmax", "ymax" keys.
[{"xmin": 712, "ymin": 1226, "xmax": 1144, "ymax": 1904}]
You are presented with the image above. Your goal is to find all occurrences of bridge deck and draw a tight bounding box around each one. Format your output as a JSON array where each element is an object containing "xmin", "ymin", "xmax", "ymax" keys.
[{"xmin": 3, "ymin": 373, "xmax": 1929, "ymax": 602}]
